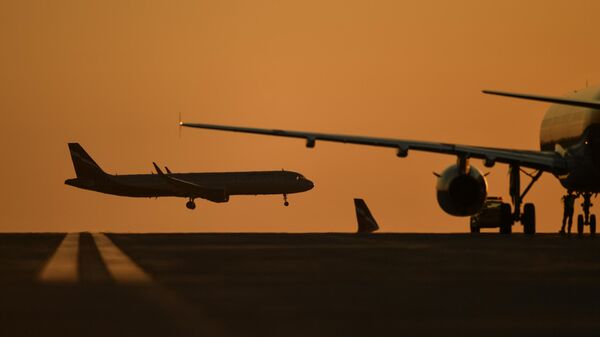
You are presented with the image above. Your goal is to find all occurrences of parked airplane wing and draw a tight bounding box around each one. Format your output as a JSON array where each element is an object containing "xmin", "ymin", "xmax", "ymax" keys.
[
  {"xmin": 152, "ymin": 162, "xmax": 229, "ymax": 202},
  {"xmin": 482, "ymin": 90, "xmax": 600, "ymax": 110},
  {"xmin": 180, "ymin": 123, "xmax": 568, "ymax": 173}
]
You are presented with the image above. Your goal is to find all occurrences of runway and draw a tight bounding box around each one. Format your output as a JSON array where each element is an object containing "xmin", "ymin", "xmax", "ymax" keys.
[{"xmin": 1, "ymin": 233, "xmax": 599, "ymax": 337}]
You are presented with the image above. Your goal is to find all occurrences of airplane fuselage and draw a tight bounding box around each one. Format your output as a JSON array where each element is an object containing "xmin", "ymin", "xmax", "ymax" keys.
[
  {"xmin": 540, "ymin": 86, "xmax": 600, "ymax": 192},
  {"xmin": 66, "ymin": 170, "xmax": 313, "ymax": 200}
]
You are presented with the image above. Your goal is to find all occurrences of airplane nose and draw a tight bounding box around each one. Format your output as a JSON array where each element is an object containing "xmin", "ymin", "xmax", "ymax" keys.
[{"xmin": 306, "ymin": 179, "xmax": 314, "ymax": 190}]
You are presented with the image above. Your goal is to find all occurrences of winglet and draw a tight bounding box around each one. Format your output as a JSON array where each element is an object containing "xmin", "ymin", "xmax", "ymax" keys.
[
  {"xmin": 153, "ymin": 162, "xmax": 164, "ymax": 175},
  {"xmin": 165, "ymin": 166, "xmax": 172, "ymax": 174},
  {"xmin": 354, "ymin": 198, "xmax": 379, "ymax": 233}
]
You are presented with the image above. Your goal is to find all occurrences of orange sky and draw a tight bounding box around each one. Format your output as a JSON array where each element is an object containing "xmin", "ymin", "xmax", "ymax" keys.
[{"xmin": 2, "ymin": 0, "xmax": 600, "ymax": 232}]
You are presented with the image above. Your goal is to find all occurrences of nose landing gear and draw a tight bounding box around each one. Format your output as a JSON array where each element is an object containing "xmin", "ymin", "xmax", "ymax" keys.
[
  {"xmin": 283, "ymin": 194, "xmax": 289, "ymax": 207},
  {"xmin": 577, "ymin": 192, "xmax": 596, "ymax": 236},
  {"xmin": 186, "ymin": 198, "xmax": 196, "ymax": 210}
]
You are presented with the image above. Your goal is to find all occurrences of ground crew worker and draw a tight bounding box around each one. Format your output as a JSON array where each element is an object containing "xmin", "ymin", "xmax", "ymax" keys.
[
  {"xmin": 581, "ymin": 194, "xmax": 593, "ymax": 224},
  {"xmin": 560, "ymin": 190, "xmax": 578, "ymax": 234}
]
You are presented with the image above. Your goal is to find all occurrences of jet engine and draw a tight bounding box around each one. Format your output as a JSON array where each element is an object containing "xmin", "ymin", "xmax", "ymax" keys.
[{"xmin": 436, "ymin": 163, "xmax": 487, "ymax": 216}]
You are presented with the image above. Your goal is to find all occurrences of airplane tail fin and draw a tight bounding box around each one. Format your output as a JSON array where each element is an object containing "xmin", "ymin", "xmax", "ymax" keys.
[
  {"xmin": 68, "ymin": 143, "xmax": 107, "ymax": 179},
  {"xmin": 354, "ymin": 198, "xmax": 379, "ymax": 233}
]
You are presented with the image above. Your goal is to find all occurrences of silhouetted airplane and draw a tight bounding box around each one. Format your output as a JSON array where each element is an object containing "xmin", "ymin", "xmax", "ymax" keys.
[
  {"xmin": 354, "ymin": 198, "xmax": 379, "ymax": 233},
  {"xmin": 65, "ymin": 143, "xmax": 314, "ymax": 209},
  {"xmin": 181, "ymin": 86, "xmax": 600, "ymax": 235}
]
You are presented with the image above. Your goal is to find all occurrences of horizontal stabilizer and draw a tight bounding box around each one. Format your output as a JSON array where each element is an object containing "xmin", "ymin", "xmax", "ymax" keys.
[
  {"xmin": 354, "ymin": 198, "xmax": 379, "ymax": 233},
  {"xmin": 483, "ymin": 90, "xmax": 600, "ymax": 110}
]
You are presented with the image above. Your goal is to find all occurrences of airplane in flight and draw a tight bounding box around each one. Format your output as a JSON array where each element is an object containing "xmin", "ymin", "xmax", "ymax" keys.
[
  {"xmin": 65, "ymin": 143, "xmax": 314, "ymax": 209},
  {"xmin": 181, "ymin": 86, "xmax": 600, "ymax": 235}
]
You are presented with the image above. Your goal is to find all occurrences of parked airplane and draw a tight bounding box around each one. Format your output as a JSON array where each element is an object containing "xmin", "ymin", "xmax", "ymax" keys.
[
  {"xmin": 65, "ymin": 143, "xmax": 314, "ymax": 209},
  {"xmin": 181, "ymin": 86, "xmax": 600, "ymax": 235},
  {"xmin": 354, "ymin": 198, "xmax": 379, "ymax": 234}
]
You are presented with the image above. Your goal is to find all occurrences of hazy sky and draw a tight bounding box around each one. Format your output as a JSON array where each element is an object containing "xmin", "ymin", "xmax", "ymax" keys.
[{"xmin": 2, "ymin": 0, "xmax": 600, "ymax": 232}]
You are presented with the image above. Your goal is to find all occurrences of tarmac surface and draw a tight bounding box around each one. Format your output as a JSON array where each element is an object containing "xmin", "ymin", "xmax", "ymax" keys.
[{"xmin": 1, "ymin": 233, "xmax": 600, "ymax": 337}]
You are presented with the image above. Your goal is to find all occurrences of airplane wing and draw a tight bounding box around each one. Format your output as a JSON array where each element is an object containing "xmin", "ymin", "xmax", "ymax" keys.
[
  {"xmin": 153, "ymin": 162, "xmax": 229, "ymax": 202},
  {"xmin": 482, "ymin": 90, "xmax": 600, "ymax": 110},
  {"xmin": 180, "ymin": 123, "xmax": 568, "ymax": 173}
]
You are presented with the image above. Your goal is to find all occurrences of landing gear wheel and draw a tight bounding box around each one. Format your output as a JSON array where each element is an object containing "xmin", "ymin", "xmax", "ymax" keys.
[
  {"xmin": 469, "ymin": 217, "xmax": 480, "ymax": 234},
  {"xmin": 499, "ymin": 203, "xmax": 512, "ymax": 234},
  {"xmin": 283, "ymin": 194, "xmax": 289, "ymax": 207},
  {"xmin": 580, "ymin": 192, "xmax": 595, "ymax": 235},
  {"xmin": 577, "ymin": 214, "xmax": 584, "ymax": 235},
  {"xmin": 186, "ymin": 200, "xmax": 196, "ymax": 210},
  {"xmin": 522, "ymin": 203, "xmax": 536, "ymax": 235}
]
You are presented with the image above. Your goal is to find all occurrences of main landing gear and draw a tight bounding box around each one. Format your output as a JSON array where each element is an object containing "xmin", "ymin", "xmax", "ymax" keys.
[
  {"xmin": 186, "ymin": 198, "xmax": 196, "ymax": 210},
  {"xmin": 501, "ymin": 165, "xmax": 542, "ymax": 235},
  {"xmin": 577, "ymin": 192, "xmax": 596, "ymax": 236},
  {"xmin": 283, "ymin": 194, "xmax": 289, "ymax": 207}
]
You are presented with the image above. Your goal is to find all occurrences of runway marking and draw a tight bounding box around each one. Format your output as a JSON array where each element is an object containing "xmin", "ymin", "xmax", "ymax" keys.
[
  {"xmin": 93, "ymin": 234, "xmax": 230, "ymax": 336},
  {"xmin": 92, "ymin": 233, "xmax": 152, "ymax": 284},
  {"xmin": 37, "ymin": 233, "xmax": 80, "ymax": 283}
]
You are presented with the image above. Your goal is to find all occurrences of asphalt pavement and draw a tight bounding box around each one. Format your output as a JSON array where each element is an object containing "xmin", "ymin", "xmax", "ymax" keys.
[{"xmin": 1, "ymin": 233, "xmax": 599, "ymax": 337}]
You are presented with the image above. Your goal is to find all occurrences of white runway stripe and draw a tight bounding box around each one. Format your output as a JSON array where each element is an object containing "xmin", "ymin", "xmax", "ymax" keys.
[
  {"xmin": 92, "ymin": 233, "xmax": 152, "ymax": 284},
  {"xmin": 38, "ymin": 233, "xmax": 80, "ymax": 283}
]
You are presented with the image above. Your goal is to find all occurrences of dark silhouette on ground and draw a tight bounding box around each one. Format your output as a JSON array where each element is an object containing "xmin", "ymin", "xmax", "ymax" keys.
[
  {"xmin": 354, "ymin": 198, "xmax": 379, "ymax": 233},
  {"xmin": 3, "ymin": 233, "xmax": 600, "ymax": 337},
  {"xmin": 560, "ymin": 190, "xmax": 578, "ymax": 234}
]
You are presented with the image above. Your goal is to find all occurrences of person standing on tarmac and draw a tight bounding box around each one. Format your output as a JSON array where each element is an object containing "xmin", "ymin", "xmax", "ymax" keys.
[
  {"xmin": 560, "ymin": 190, "xmax": 578, "ymax": 234},
  {"xmin": 580, "ymin": 194, "xmax": 594, "ymax": 229}
]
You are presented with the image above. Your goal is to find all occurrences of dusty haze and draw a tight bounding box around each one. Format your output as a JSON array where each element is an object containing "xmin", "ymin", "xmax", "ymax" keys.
[{"xmin": 2, "ymin": 0, "xmax": 600, "ymax": 232}]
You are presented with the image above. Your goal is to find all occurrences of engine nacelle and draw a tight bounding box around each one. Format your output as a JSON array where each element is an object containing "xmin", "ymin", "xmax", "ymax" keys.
[{"xmin": 436, "ymin": 164, "xmax": 488, "ymax": 216}]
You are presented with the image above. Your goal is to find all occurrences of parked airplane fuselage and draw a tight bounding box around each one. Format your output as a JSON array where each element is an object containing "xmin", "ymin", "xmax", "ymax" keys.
[{"xmin": 540, "ymin": 86, "xmax": 600, "ymax": 191}]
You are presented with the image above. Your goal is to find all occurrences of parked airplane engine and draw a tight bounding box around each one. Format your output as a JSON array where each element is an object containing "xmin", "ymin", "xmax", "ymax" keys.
[{"xmin": 436, "ymin": 164, "xmax": 488, "ymax": 216}]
